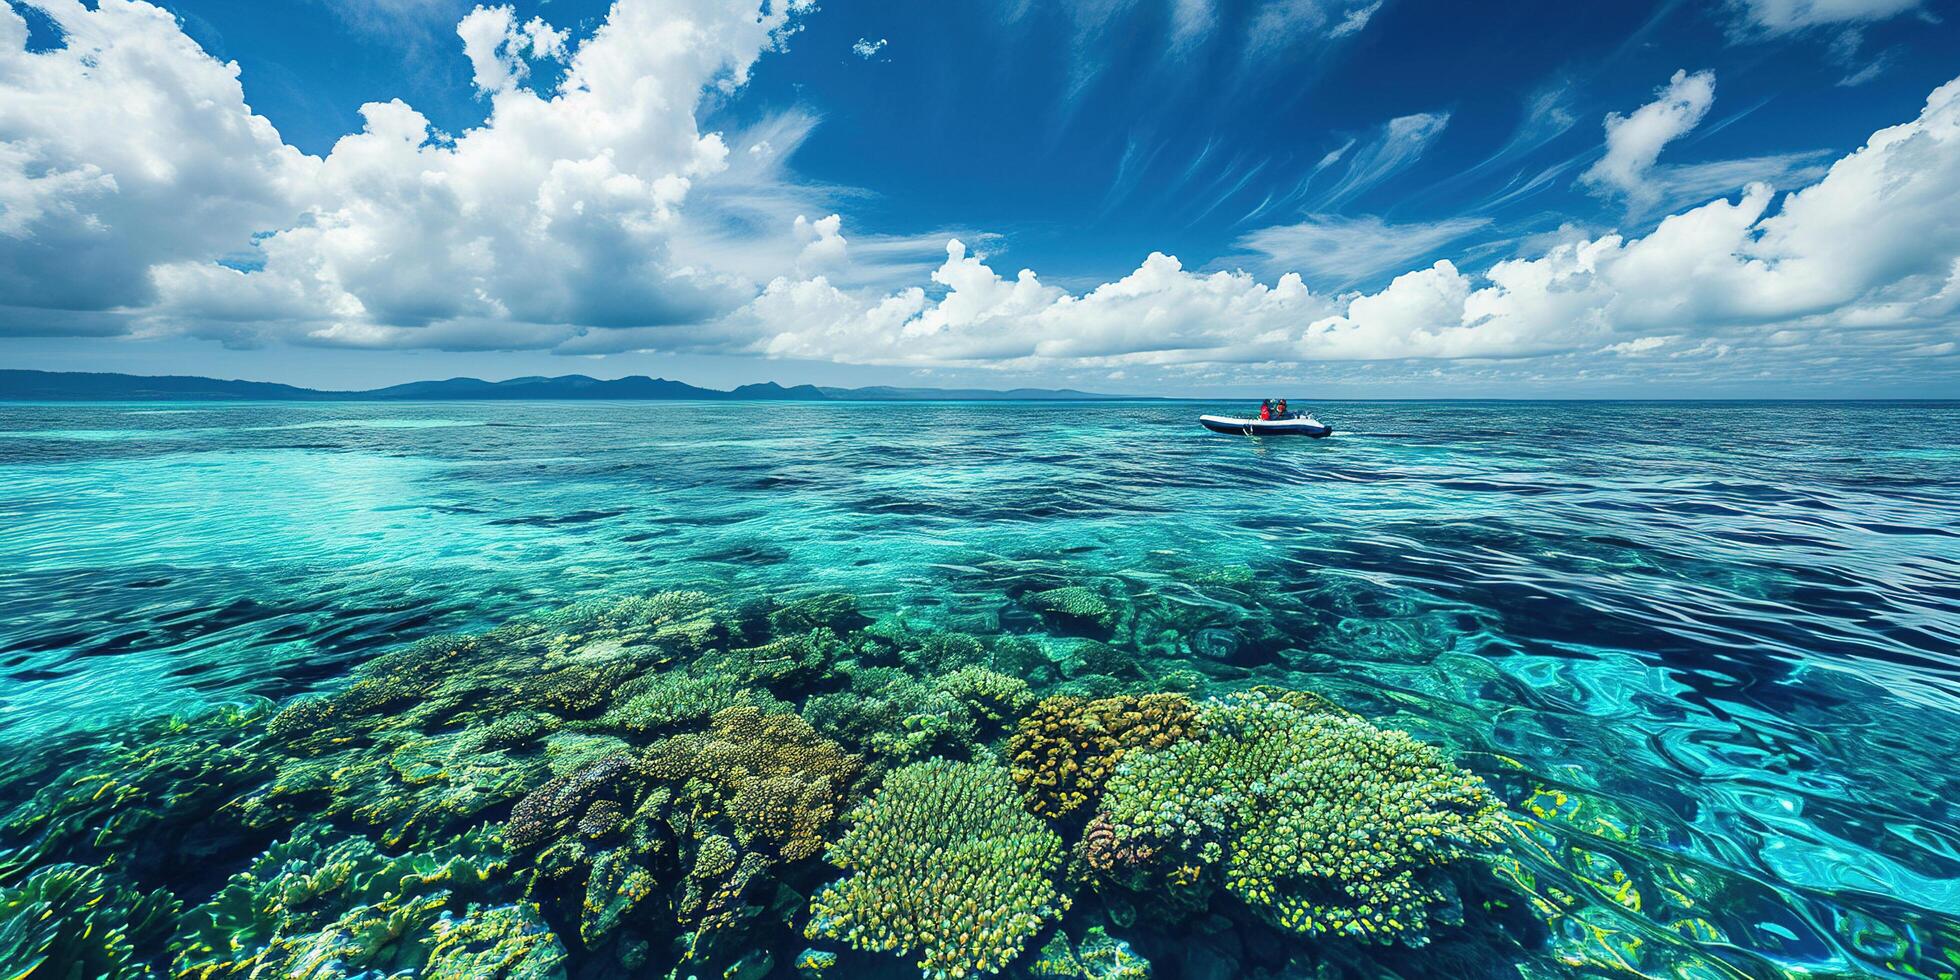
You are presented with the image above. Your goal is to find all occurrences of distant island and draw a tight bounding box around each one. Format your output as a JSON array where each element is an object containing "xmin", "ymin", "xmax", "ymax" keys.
[{"xmin": 0, "ymin": 370, "xmax": 1153, "ymax": 402}]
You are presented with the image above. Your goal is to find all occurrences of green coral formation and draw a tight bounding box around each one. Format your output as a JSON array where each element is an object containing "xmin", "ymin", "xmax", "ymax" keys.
[
  {"xmin": 1030, "ymin": 927, "xmax": 1149, "ymax": 979},
  {"xmin": 170, "ymin": 824, "xmax": 507, "ymax": 978},
  {"xmin": 499, "ymin": 709, "xmax": 854, "ymax": 967},
  {"xmin": 793, "ymin": 947, "xmax": 838, "ymax": 978},
  {"xmin": 501, "ymin": 753, "xmax": 668, "ymax": 949},
  {"xmin": 807, "ymin": 759, "xmax": 1068, "ymax": 979},
  {"xmin": 1025, "ymin": 587, "xmax": 1117, "ymax": 633},
  {"xmin": 0, "ymin": 701, "xmax": 276, "ymax": 881},
  {"xmin": 424, "ymin": 903, "xmax": 569, "ymax": 978},
  {"xmin": 1093, "ymin": 690, "xmax": 1505, "ymax": 945},
  {"xmin": 0, "ymin": 863, "xmax": 177, "ymax": 980},
  {"xmin": 591, "ymin": 668, "xmax": 786, "ymax": 736},
  {"xmin": 645, "ymin": 706, "xmax": 861, "ymax": 862},
  {"xmin": 802, "ymin": 664, "xmax": 1030, "ymax": 765}
]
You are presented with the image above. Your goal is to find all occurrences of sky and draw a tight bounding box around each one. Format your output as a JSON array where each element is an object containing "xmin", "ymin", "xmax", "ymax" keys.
[{"xmin": 1, "ymin": 0, "xmax": 1957, "ymax": 396}]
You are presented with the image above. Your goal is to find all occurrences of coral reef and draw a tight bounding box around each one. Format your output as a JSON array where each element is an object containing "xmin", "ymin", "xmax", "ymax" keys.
[
  {"xmin": 936, "ymin": 666, "xmax": 1036, "ymax": 729},
  {"xmin": 768, "ymin": 592, "xmax": 869, "ymax": 636},
  {"xmin": 807, "ymin": 759, "xmax": 1068, "ymax": 978},
  {"xmin": 1009, "ymin": 694, "xmax": 1201, "ymax": 821},
  {"xmin": 1094, "ymin": 690, "xmax": 1505, "ymax": 945},
  {"xmin": 500, "ymin": 711, "xmax": 860, "ymax": 972},
  {"xmin": 0, "ymin": 587, "xmax": 1542, "ymax": 980},
  {"xmin": 589, "ymin": 669, "xmax": 785, "ymax": 737},
  {"xmin": 237, "ymin": 726, "xmax": 545, "ymax": 849},
  {"xmin": 501, "ymin": 752, "xmax": 672, "ymax": 949},
  {"xmin": 794, "ymin": 947, "xmax": 838, "ymax": 977},
  {"xmin": 690, "ymin": 627, "xmax": 844, "ymax": 691},
  {"xmin": 902, "ymin": 631, "xmax": 987, "ymax": 673}
]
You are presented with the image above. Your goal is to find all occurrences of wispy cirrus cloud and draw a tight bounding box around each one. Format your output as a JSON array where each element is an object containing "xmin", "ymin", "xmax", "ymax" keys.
[
  {"xmin": 1231, "ymin": 213, "xmax": 1493, "ymax": 290},
  {"xmin": 1329, "ymin": 0, "xmax": 1381, "ymax": 37},
  {"xmin": 1308, "ymin": 111, "xmax": 1451, "ymax": 210},
  {"xmin": 1637, "ymin": 149, "xmax": 1832, "ymax": 216},
  {"xmin": 1243, "ymin": 0, "xmax": 1383, "ymax": 58},
  {"xmin": 308, "ymin": 0, "xmax": 472, "ymax": 45},
  {"xmin": 1725, "ymin": 0, "xmax": 1922, "ymax": 35}
]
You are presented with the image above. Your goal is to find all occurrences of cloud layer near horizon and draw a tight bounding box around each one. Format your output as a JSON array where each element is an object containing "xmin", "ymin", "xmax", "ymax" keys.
[{"xmin": 1, "ymin": 0, "xmax": 1955, "ymax": 386}]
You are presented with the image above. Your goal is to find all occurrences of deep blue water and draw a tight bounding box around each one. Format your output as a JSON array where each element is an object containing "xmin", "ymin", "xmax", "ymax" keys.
[{"xmin": 1, "ymin": 399, "xmax": 1956, "ymax": 976}]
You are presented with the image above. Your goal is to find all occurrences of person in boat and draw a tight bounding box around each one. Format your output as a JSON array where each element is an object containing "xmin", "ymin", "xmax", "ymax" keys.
[
  {"xmin": 1275, "ymin": 398, "xmax": 1289, "ymax": 420},
  {"xmin": 1258, "ymin": 399, "xmax": 1273, "ymax": 421}
]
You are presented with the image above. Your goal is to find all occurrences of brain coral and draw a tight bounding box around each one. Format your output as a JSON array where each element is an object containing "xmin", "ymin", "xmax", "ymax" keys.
[
  {"xmin": 1009, "ymin": 694, "xmax": 1201, "ymax": 821},
  {"xmin": 806, "ymin": 759, "xmax": 1068, "ymax": 979},
  {"xmin": 1096, "ymin": 690, "xmax": 1503, "ymax": 945}
]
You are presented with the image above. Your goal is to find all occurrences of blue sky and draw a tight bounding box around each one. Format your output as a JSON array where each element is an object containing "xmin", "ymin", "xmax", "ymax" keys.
[{"xmin": 1, "ymin": 0, "xmax": 1957, "ymax": 395}]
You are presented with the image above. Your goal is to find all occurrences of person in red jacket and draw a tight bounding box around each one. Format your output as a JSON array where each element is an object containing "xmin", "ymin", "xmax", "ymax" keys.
[{"xmin": 1258, "ymin": 399, "xmax": 1273, "ymax": 421}]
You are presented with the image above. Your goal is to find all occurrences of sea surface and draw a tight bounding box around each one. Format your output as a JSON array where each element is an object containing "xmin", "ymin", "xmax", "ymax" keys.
[{"xmin": 0, "ymin": 399, "xmax": 1956, "ymax": 978}]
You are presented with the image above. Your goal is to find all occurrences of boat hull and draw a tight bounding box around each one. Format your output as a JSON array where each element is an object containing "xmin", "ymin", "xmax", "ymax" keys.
[{"xmin": 1200, "ymin": 415, "xmax": 1333, "ymax": 438}]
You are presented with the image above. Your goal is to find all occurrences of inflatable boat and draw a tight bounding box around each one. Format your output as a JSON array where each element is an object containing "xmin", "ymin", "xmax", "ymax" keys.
[{"xmin": 1199, "ymin": 413, "xmax": 1334, "ymax": 438}]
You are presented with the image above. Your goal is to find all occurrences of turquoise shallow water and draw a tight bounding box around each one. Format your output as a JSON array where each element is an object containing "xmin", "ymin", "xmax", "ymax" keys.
[{"xmin": 0, "ymin": 399, "xmax": 1956, "ymax": 977}]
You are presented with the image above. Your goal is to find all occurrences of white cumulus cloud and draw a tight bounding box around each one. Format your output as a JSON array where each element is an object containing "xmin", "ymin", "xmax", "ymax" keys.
[
  {"xmin": 457, "ymin": 4, "xmax": 569, "ymax": 94},
  {"xmin": 1581, "ymin": 69, "xmax": 1717, "ymax": 204},
  {"xmin": 0, "ymin": 0, "xmax": 314, "ymax": 324},
  {"xmin": 794, "ymin": 213, "xmax": 848, "ymax": 269},
  {"xmin": 747, "ymin": 240, "xmax": 1329, "ymax": 367},
  {"xmin": 733, "ymin": 75, "xmax": 1960, "ymax": 378},
  {"xmin": 1, "ymin": 0, "xmax": 817, "ymax": 346}
]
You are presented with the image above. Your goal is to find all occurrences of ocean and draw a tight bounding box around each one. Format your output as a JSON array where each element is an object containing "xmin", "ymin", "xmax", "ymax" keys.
[{"xmin": 0, "ymin": 399, "xmax": 1954, "ymax": 978}]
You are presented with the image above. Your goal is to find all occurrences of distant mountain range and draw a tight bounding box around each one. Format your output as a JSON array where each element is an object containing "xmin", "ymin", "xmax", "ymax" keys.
[{"xmin": 0, "ymin": 370, "xmax": 1149, "ymax": 402}]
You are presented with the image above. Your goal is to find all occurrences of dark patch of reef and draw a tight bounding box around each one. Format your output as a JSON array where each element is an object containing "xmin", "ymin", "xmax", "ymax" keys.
[{"xmin": 0, "ymin": 585, "xmax": 1558, "ymax": 979}]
